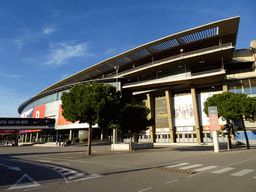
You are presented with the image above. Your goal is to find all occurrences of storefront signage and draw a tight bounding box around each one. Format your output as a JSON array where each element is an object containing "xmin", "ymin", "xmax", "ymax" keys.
[{"xmin": 0, "ymin": 118, "xmax": 55, "ymax": 127}]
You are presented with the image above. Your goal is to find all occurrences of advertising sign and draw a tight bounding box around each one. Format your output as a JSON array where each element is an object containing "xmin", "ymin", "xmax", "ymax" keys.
[
  {"xmin": 32, "ymin": 105, "xmax": 45, "ymax": 118},
  {"xmin": 208, "ymin": 106, "xmax": 219, "ymax": 131},
  {"xmin": 173, "ymin": 94, "xmax": 195, "ymax": 126},
  {"xmin": 19, "ymin": 105, "xmax": 46, "ymax": 118},
  {"xmin": 198, "ymin": 92, "xmax": 226, "ymax": 126}
]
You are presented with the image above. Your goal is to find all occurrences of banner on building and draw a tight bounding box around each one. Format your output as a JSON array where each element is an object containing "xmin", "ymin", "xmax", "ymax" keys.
[
  {"xmin": 19, "ymin": 105, "xmax": 46, "ymax": 118},
  {"xmin": 173, "ymin": 94, "xmax": 195, "ymax": 126},
  {"xmin": 198, "ymin": 92, "xmax": 226, "ymax": 126}
]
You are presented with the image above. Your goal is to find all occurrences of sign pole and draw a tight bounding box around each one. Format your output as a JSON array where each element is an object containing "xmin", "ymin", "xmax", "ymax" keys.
[
  {"xmin": 212, "ymin": 131, "xmax": 219, "ymax": 153},
  {"xmin": 208, "ymin": 106, "xmax": 219, "ymax": 153}
]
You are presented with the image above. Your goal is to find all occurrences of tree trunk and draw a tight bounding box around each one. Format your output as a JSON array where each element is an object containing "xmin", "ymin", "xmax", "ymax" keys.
[
  {"xmin": 227, "ymin": 131, "xmax": 231, "ymax": 151},
  {"xmin": 87, "ymin": 124, "xmax": 92, "ymax": 155},
  {"xmin": 129, "ymin": 135, "xmax": 132, "ymax": 151},
  {"xmin": 226, "ymin": 119, "xmax": 231, "ymax": 151},
  {"xmin": 241, "ymin": 116, "xmax": 250, "ymax": 149}
]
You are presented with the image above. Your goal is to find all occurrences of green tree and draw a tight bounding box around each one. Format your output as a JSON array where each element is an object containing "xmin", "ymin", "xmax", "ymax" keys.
[
  {"xmin": 119, "ymin": 104, "xmax": 153, "ymax": 150},
  {"xmin": 204, "ymin": 92, "xmax": 256, "ymax": 150},
  {"xmin": 61, "ymin": 82, "xmax": 118, "ymax": 155}
]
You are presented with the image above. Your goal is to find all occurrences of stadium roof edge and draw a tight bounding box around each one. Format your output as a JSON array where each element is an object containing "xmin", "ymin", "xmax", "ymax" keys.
[{"xmin": 36, "ymin": 16, "xmax": 240, "ymax": 96}]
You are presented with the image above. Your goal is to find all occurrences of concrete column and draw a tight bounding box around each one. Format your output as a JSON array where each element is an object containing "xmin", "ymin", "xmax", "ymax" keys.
[
  {"xmin": 69, "ymin": 130, "xmax": 72, "ymax": 140},
  {"xmin": 147, "ymin": 93, "xmax": 155, "ymax": 143},
  {"xmin": 36, "ymin": 132, "xmax": 39, "ymax": 143},
  {"xmin": 30, "ymin": 133, "xmax": 32, "ymax": 142},
  {"xmin": 101, "ymin": 129, "xmax": 103, "ymax": 140},
  {"xmin": 113, "ymin": 129, "xmax": 116, "ymax": 144},
  {"xmin": 165, "ymin": 90, "xmax": 176, "ymax": 143},
  {"xmin": 191, "ymin": 86, "xmax": 202, "ymax": 143},
  {"xmin": 56, "ymin": 131, "xmax": 59, "ymax": 142},
  {"xmin": 25, "ymin": 134, "xmax": 27, "ymax": 142},
  {"xmin": 223, "ymin": 80, "xmax": 228, "ymax": 92}
]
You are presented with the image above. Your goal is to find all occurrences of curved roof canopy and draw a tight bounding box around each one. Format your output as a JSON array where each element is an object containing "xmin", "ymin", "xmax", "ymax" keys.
[
  {"xmin": 18, "ymin": 16, "xmax": 240, "ymax": 114},
  {"xmin": 37, "ymin": 16, "xmax": 240, "ymax": 96}
]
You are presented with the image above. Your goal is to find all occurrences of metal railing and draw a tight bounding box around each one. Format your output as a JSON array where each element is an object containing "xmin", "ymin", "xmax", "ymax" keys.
[
  {"xmin": 107, "ymin": 42, "xmax": 233, "ymax": 78},
  {"xmin": 123, "ymin": 68, "xmax": 224, "ymax": 87}
]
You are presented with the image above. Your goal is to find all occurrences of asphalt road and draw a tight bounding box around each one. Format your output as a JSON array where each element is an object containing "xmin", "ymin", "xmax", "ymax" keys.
[{"xmin": 1, "ymin": 144, "xmax": 256, "ymax": 191}]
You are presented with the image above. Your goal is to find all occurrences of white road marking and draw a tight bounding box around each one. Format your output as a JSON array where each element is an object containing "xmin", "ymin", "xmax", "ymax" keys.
[
  {"xmin": 211, "ymin": 167, "xmax": 235, "ymax": 174},
  {"xmin": 71, "ymin": 174, "xmax": 102, "ymax": 182},
  {"xmin": 188, "ymin": 156, "xmax": 256, "ymax": 177},
  {"xmin": 165, "ymin": 163, "xmax": 190, "ymax": 168},
  {"xmin": 0, "ymin": 163, "xmax": 21, "ymax": 171},
  {"xmin": 63, "ymin": 170, "xmax": 77, "ymax": 176},
  {"xmin": 68, "ymin": 173, "xmax": 86, "ymax": 179},
  {"xmin": 137, "ymin": 187, "xmax": 152, "ymax": 192},
  {"xmin": 180, "ymin": 164, "xmax": 203, "ymax": 170},
  {"xmin": 8, "ymin": 174, "xmax": 41, "ymax": 190},
  {"xmin": 24, "ymin": 186, "xmax": 48, "ymax": 191},
  {"xmin": 194, "ymin": 166, "xmax": 218, "ymax": 172},
  {"xmin": 165, "ymin": 179, "xmax": 178, "ymax": 184},
  {"xmin": 230, "ymin": 169, "xmax": 255, "ymax": 177},
  {"xmin": 38, "ymin": 160, "xmax": 52, "ymax": 163}
]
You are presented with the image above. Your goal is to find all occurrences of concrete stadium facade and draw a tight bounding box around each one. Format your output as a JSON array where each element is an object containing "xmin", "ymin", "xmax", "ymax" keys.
[{"xmin": 17, "ymin": 16, "xmax": 256, "ymax": 144}]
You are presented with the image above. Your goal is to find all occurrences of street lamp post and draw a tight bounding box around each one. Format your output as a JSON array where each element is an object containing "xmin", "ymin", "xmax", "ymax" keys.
[{"xmin": 113, "ymin": 66, "xmax": 119, "ymax": 144}]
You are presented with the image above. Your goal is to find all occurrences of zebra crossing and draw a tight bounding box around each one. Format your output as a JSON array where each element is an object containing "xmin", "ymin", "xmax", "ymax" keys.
[
  {"xmin": 52, "ymin": 166, "xmax": 101, "ymax": 183},
  {"xmin": 163, "ymin": 163, "xmax": 256, "ymax": 178}
]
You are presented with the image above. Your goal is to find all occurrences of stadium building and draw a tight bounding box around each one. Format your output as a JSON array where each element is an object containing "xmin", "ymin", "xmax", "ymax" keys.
[{"xmin": 17, "ymin": 16, "xmax": 256, "ymax": 144}]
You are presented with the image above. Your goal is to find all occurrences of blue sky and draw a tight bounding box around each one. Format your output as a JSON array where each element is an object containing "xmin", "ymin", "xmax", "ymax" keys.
[{"xmin": 0, "ymin": 0, "xmax": 255, "ymax": 117}]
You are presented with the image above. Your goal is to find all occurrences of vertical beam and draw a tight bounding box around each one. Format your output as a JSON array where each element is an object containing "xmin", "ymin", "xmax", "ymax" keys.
[
  {"xmin": 101, "ymin": 129, "xmax": 103, "ymax": 140},
  {"xmin": 191, "ymin": 86, "xmax": 201, "ymax": 143},
  {"xmin": 223, "ymin": 80, "xmax": 228, "ymax": 92},
  {"xmin": 147, "ymin": 93, "xmax": 155, "ymax": 143},
  {"xmin": 30, "ymin": 133, "xmax": 32, "ymax": 143},
  {"xmin": 165, "ymin": 90, "xmax": 176, "ymax": 143},
  {"xmin": 69, "ymin": 130, "xmax": 72, "ymax": 140},
  {"xmin": 36, "ymin": 132, "xmax": 39, "ymax": 143},
  {"xmin": 56, "ymin": 131, "xmax": 58, "ymax": 142},
  {"xmin": 25, "ymin": 134, "xmax": 27, "ymax": 142}
]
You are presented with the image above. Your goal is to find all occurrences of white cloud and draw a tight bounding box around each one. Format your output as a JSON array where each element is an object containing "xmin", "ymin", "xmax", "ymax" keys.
[
  {"xmin": 1, "ymin": 73, "xmax": 22, "ymax": 79},
  {"xmin": 42, "ymin": 27, "xmax": 55, "ymax": 34},
  {"xmin": 46, "ymin": 42, "xmax": 94, "ymax": 66}
]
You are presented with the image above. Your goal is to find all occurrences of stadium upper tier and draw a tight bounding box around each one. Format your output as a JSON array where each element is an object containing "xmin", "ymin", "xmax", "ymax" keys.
[{"xmin": 18, "ymin": 16, "xmax": 240, "ymax": 114}]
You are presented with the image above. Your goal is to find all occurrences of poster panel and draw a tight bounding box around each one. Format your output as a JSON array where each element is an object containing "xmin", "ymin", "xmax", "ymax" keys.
[
  {"xmin": 19, "ymin": 108, "xmax": 34, "ymax": 118},
  {"xmin": 173, "ymin": 94, "xmax": 195, "ymax": 126},
  {"xmin": 198, "ymin": 91, "xmax": 226, "ymax": 127},
  {"xmin": 31, "ymin": 105, "xmax": 45, "ymax": 118}
]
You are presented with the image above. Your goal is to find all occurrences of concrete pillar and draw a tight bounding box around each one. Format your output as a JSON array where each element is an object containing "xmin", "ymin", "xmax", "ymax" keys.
[
  {"xmin": 30, "ymin": 133, "xmax": 32, "ymax": 142},
  {"xmin": 56, "ymin": 130, "xmax": 59, "ymax": 142},
  {"xmin": 101, "ymin": 129, "xmax": 103, "ymax": 140},
  {"xmin": 25, "ymin": 134, "xmax": 27, "ymax": 142},
  {"xmin": 147, "ymin": 93, "xmax": 156, "ymax": 143},
  {"xmin": 223, "ymin": 80, "xmax": 228, "ymax": 92},
  {"xmin": 165, "ymin": 90, "xmax": 176, "ymax": 143},
  {"xmin": 69, "ymin": 130, "xmax": 72, "ymax": 140},
  {"xmin": 36, "ymin": 132, "xmax": 39, "ymax": 143},
  {"xmin": 191, "ymin": 86, "xmax": 202, "ymax": 143},
  {"xmin": 113, "ymin": 129, "xmax": 116, "ymax": 144}
]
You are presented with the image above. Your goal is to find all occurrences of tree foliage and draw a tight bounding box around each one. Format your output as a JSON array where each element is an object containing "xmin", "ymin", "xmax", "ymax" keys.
[
  {"xmin": 119, "ymin": 104, "xmax": 152, "ymax": 135},
  {"xmin": 204, "ymin": 92, "xmax": 256, "ymax": 149},
  {"xmin": 61, "ymin": 82, "xmax": 119, "ymax": 155}
]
